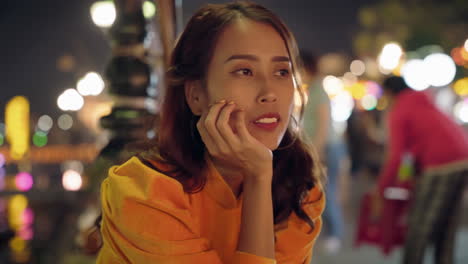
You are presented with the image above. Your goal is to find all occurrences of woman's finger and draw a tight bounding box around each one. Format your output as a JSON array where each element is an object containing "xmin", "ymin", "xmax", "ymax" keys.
[
  {"xmin": 196, "ymin": 110, "xmax": 218, "ymax": 154},
  {"xmin": 216, "ymin": 101, "xmax": 240, "ymax": 146},
  {"xmin": 201, "ymin": 100, "xmax": 231, "ymax": 155},
  {"xmin": 233, "ymin": 109, "xmax": 252, "ymax": 142}
]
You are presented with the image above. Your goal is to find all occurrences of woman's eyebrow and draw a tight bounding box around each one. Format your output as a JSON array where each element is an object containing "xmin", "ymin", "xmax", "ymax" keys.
[
  {"xmin": 271, "ymin": 56, "xmax": 290, "ymax": 62},
  {"xmin": 224, "ymin": 54, "xmax": 290, "ymax": 63}
]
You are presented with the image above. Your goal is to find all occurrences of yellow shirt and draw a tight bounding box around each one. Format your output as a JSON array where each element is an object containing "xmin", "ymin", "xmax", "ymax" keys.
[{"xmin": 97, "ymin": 156, "xmax": 324, "ymax": 264}]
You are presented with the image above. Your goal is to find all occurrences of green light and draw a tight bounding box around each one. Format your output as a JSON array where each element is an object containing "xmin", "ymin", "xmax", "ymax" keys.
[
  {"xmin": 0, "ymin": 134, "xmax": 3, "ymax": 146},
  {"xmin": 143, "ymin": 1, "xmax": 156, "ymax": 18},
  {"xmin": 115, "ymin": 110, "xmax": 139, "ymax": 119},
  {"xmin": 33, "ymin": 131, "xmax": 48, "ymax": 147}
]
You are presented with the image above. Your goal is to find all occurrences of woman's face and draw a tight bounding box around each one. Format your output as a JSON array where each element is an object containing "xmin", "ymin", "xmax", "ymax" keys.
[{"xmin": 198, "ymin": 19, "xmax": 295, "ymax": 150}]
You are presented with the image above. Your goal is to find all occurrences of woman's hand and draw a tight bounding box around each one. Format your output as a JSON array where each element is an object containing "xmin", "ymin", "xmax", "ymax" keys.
[
  {"xmin": 196, "ymin": 100, "xmax": 273, "ymax": 183},
  {"xmin": 198, "ymin": 101, "xmax": 276, "ymax": 259}
]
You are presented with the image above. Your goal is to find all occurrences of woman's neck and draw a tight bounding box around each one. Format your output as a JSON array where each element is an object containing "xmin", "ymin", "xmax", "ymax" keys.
[{"xmin": 210, "ymin": 157, "xmax": 244, "ymax": 198}]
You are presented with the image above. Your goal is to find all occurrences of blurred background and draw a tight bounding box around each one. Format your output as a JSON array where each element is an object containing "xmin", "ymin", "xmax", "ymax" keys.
[{"xmin": 0, "ymin": 0, "xmax": 467, "ymax": 263}]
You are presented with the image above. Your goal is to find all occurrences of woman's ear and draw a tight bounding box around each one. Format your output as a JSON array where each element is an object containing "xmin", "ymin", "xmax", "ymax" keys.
[{"xmin": 184, "ymin": 80, "xmax": 206, "ymax": 116}]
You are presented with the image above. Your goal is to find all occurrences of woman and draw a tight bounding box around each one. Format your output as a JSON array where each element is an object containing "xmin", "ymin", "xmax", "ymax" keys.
[
  {"xmin": 376, "ymin": 76, "xmax": 468, "ymax": 264},
  {"xmin": 97, "ymin": 2, "xmax": 325, "ymax": 263}
]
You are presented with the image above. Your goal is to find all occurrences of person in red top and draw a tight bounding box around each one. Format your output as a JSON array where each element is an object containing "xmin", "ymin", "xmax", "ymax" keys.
[{"xmin": 376, "ymin": 76, "xmax": 468, "ymax": 264}]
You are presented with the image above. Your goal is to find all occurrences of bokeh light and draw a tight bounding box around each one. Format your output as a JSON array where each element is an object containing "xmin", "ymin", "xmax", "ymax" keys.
[
  {"xmin": 462, "ymin": 47, "xmax": 468, "ymax": 61},
  {"xmin": 424, "ymin": 53, "xmax": 456, "ymax": 87},
  {"xmin": 342, "ymin": 72, "xmax": 358, "ymax": 86},
  {"xmin": 21, "ymin": 208, "xmax": 34, "ymax": 226},
  {"xmin": 9, "ymin": 195, "xmax": 28, "ymax": 231},
  {"xmin": 90, "ymin": 1, "xmax": 116, "ymax": 28},
  {"xmin": 454, "ymin": 78, "xmax": 468, "ymax": 96},
  {"xmin": 58, "ymin": 114, "xmax": 73, "ymax": 130},
  {"xmin": 6, "ymin": 96, "xmax": 30, "ymax": 160},
  {"xmin": 61, "ymin": 160, "xmax": 84, "ymax": 174},
  {"xmin": 348, "ymin": 81, "xmax": 367, "ymax": 99},
  {"xmin": 18, "ymin": 207, "xmax": 34, "ymax": 241},
  {"xmin": 57, "ymin": 89, "xmax": 84, "ymax": 111},
  {"xmin": 62, "ymin": 170, "xmax": 83, "ymax": 191},
  {"xmin": 454, "ymin": 100, "xmax": 468, "ymax": 123},
  {"xmin": 143, "ymin": 1, "xmax": 156, "ymax": 18},
  {"xmin": 77, "ymin": 72, "xmax": 105, "ymax": 96},
  {"xmin": 147, "ymin": 130, "xmax": 156, "ymax": 139},
  {"xmin": 145, "ymin": 97, "xmax": 157, "ymax": 114},
  {"xmin": 364, "ymin": 57, "xmax": 380, "ymax": 79},
  {"xmin": 452, "ymin": 47, "xmax": 461, "ymax": 65},
  {"xmin": 37, "ymin": 115, "xmax": 53, "ymax": 132},
  {"xmin": 9, "ymin": 195, "xmax": 28, "ymax": 212},
  {"xmin": 366, "ymin": 81, "xmax": 383, "ymax": 98},
  {"xmin": 15, "ymin": 172, "xmax": 33, "ymax": 192},
  {"xmin": 18, "ymin": 227, "xmax": 33, "ymax": 241},
  {"xmin": 9, "ymin": 236, "xmax": 26, "ymax": 252},
  {"xmin": 401, "ymin": 59, "xmax": 429, "ymax": 91},
  {"xmin": 464, "ymin": 39, "xmax": 468, "ymax": 52},
  {"xmin": 322, "ymin": 75, "xmax": 344, "ymax": 97},
  {"xmin": 32, "ymin": 131, "xmax": 48, "ymax": 147},
  {"xmin": 0, "ymin": 153, "xmax": 4, "ymax": 167},
  {"xmin": 331, "ymin": 90, "xmax": 354, "ymax": 122},
  {"xmin": 350, "ymin": 60, "xmax": 366, "ymax": 76},
  {"xmin": 361, "ymin": 94, "xmax": 378, "ymax": 111},
  {"xmin": 378, "ymin": 42, "xmax": 403, "ymax": 72}
]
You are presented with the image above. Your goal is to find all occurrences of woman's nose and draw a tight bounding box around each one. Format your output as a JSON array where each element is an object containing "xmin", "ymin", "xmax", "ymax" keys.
[
  {"xmin": 258, "ymin": 93, "xmax": 277, "ymax": 103},
  {"xmin": 257, "ymin": 78, "xmax": 278, "ymax": 103}
]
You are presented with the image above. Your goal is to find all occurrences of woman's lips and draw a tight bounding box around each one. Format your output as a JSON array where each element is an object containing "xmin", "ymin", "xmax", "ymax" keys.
[{"xmin": 252, "ymin": 113, "xmax": 280, "ymax": 131}]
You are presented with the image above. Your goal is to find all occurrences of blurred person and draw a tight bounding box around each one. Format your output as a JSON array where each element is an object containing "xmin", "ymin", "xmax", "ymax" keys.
[
  {"xmin": 301, "ymin": 51, "xmax": 346, "ymax": 254},
  {"xmin": 375, "ymin": 76, "xmax": 468, "ymax": 264},
  {"xmin": 96, "ymin": 2, "xmax": 325, "ymax": 264},
  {"xmin": 346, "ymin": 109, "xmax": 385, "ymax": 177}
]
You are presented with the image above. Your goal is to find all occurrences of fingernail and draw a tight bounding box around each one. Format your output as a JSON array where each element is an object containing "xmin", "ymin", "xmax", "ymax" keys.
[
  {"xmin": 218, "ymin": 99, "xmax": 226, "ymax": 104},
  {"xmin": 228, "ymin": 101, "xmax": 235, "ymax": 105}
]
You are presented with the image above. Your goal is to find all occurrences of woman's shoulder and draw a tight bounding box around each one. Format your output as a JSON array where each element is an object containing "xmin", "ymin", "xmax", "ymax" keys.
[
  {"xmin": 104, "ymin": 156, "xmax": 189, "ymax": 209},
  {"xmin": 301, "ymin": 184, "xmax": 325, "ymax": 219},
  {"xmin": 100, "ymin": 157, "xmax": 202, "ymax": 247},
  {"xmin": 278, "ymin": 184, "xmax": 325, "ymax": 231}
]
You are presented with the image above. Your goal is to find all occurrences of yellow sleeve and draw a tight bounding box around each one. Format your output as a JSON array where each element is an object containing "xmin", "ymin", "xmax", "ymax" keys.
[
  {"xmin": 96, "ymin": 157, "xmax": 223, "ymax": 264},
  {"xmin": 274, "ymin": 186, "xmax": 325, "ymax": 264}
]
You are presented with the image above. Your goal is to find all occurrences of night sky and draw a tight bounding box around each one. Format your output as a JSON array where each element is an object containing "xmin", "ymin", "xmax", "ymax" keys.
[{"xmin": 0, "ymin": 0, "xmax": 378, "ymax": 119}]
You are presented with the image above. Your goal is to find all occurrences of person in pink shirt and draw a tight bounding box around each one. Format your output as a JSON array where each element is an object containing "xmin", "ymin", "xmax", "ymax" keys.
[{"xmin": 376, "ymin": 76, "xmax": 468, "ymax": 264}]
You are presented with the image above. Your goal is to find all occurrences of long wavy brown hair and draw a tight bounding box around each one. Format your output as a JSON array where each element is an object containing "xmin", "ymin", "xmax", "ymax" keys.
[{"xmin": 139, "ymin": 1, "xmax": 323, "ymax": 229}]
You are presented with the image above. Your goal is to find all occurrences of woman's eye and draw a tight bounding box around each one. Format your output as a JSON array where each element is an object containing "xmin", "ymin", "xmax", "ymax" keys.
[
  {"xmin": 233, "ymin": 68, "xmax": 253, "ymax": 76},
  {"xmin": 275, "ymin": 69, "xmax": 290, "ymax": 77}
]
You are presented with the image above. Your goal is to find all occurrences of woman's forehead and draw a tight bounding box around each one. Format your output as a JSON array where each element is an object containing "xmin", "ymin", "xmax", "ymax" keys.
[{"xmin": 212, "ymin": 19, "xmax": 290, "ymax": 60}]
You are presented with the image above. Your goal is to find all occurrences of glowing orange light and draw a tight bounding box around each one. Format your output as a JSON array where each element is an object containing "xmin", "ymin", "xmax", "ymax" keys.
[{"xmin": 461, "ymin": 47, "xmax": 468, "ymax": 61}]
